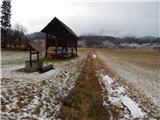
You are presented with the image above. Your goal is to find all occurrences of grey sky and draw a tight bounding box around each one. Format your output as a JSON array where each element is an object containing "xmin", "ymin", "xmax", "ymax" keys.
[{"xmin": 1, "ymin": 0, "xmax": 159, "ymax": 37}]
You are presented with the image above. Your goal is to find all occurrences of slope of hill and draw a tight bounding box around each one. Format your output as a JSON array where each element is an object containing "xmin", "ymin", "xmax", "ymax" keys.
[
  {"xmin": 27, "ymin": 32, "xmax": 160, "ymax": 49},
  {"xmin": 27, "ymin": 32, "xmax": 46, "ymax": 41},
  {"xmin": 79, "ymin": 36, "xmax": 160, "ymax": 49}
]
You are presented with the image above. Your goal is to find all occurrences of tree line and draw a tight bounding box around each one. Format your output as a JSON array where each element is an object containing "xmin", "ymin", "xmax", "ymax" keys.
[{"xmin": 1, "ymin": 0, "xmax": 28, "ymax": 49}]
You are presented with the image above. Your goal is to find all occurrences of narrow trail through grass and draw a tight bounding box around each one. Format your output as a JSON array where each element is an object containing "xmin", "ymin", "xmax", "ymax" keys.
[{"xmin": 57, "ymin": 52, "xmax": 110, "ymax": 120}]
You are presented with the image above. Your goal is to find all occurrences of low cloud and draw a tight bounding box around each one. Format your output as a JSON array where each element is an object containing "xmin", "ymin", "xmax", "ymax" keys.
[{"xmin": 8, "ymin": 0, "xmax": 159, "ymax": 37}]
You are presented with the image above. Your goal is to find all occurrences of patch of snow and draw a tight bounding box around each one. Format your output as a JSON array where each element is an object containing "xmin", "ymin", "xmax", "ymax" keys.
[
  {"xmin": 100, "ymin": 74, "xmax": 113, "ymax": 85},
  {"xmin": 33, "ymin": 96, "xmax": 39, "ymax": 105},
  {"xmin": 109, "ymin": 97, "xmax": 121, "ymax": 106},
  {"xmin": 109, "ymin": 95, "xmax": 146, "ymax": 118},
  {"xmin": 99, "ymin": 73, "xmax": 146, "ymax": 119},
  {"xmin": 114, "ymin": 86, "xmax": 125, "ymax": 96},
  {"xmin": 1, "ymin": 64, "xmax": 60, "ymax": 82},
  {"xmin": 121, "ymin": 95, "xmax": 146, "ymax": 118},
  {"xmin": 100, "ymin": 54, "xmax": 160, "ymax": 105},
  {"xmin": 1, "ymin": 58, "xmax": 85, "ymax": 120}
]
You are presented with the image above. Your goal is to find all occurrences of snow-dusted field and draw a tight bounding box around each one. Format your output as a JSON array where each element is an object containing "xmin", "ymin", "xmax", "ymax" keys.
[
  {"xmin": 98, "ymin": 72, "xmax": 146, "ymax": 119},
  {"xmin": 1, "ymin": 50, "xmax": 85, "ymax": 120},
  {"xmin": 98, "ymin": 49, "xmax": 160, "ymax": 105},
  {"xmin": 88, "ymin": 52, "xmax": 159, "ymax": 119},
  {"xmin": 1, "ymin": 49, "xmax": 160, "ymax": 119}
]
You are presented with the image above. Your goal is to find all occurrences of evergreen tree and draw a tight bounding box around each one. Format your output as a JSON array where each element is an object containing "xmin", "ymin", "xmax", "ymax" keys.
[
  {"xmin": 1, "ymin": 0, "xmax": 12, "ymax": 48},
  {"xmin": 1, "ymin": 0, "xmax": 11, "ymax": 30}
]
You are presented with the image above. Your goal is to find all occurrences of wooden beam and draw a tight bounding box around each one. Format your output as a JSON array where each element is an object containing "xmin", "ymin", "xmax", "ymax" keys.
[
  {"xmin": 55, "ymin": 37, "xmax": 58, "ymax": 56},
  {"xmin": 71, "ymin": 45, "xmax": 74, "ymax": 55},
  {"xmin": 45, "ymin": 34, "xmax": 48, "ymax": 58},
  {"xmin": 30, "ymin": 46, "xmax": 32, "ymax": 67},
  {"xmin": 76, "ymin": 40, "xmax": 78, "ymax": 55},
  {"xmin": 61, "ymin": 47, "xmax": 63, "ymax": 55},
  {"xmin": 37, "ymin": 52, "xmax": 39, "ymax": 62}
]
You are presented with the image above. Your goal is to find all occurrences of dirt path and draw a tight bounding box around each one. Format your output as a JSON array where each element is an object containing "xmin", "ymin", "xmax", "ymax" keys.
[{"xmin": 57, "ymin": 52, "xmax": 110, "ymax": 120}]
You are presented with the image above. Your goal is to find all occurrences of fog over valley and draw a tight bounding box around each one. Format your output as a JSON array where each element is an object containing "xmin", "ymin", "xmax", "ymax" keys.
[{"xmin": 1, "ymin": 0, "xmax": 159, "ymax": 37}]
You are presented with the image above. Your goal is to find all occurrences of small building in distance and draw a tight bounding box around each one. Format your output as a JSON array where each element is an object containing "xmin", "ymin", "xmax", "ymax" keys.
[{"xmin": 41, "ymin": 17, "xmax": 78, "ymax": 59}]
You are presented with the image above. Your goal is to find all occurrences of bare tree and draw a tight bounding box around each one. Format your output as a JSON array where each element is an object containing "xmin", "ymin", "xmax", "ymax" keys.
[
  {"xmin": 12, "ymin": 23, "xmax": 27, "ymax": 48},
  {"xmin": 14, "ymin": 23, "xmax": 27, "ymax": 35}
]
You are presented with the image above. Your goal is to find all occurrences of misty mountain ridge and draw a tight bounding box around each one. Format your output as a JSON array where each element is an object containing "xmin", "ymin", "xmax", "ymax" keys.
[{"xmin": 27, "ymin": 32, "xmax": 160, "ymax": 49}]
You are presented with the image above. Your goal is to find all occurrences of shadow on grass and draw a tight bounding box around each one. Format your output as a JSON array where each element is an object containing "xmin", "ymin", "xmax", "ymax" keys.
[
  {"xmin": 41, "ymin": 55, "xmax": 79, "ymax": 63},
  {"xmin": 16, "ymin": 68, "xmax": 37, "ymax": 73}
]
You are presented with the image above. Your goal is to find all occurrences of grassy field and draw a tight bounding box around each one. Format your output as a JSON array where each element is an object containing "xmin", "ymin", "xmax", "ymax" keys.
[
  {"xmin": 97, "ymin": 48, "xmax": 160, "ymax": 70},
  {"xmin": 96, "ymin": 48, "xmax": 160, "ymax": 105},
  {"xmin": 1, "ymin": 50, "xmax": 80, "ymax": 65},
  {"xmin": 77, "ymin": 48, "xmax": 160, "ymax": 104},
  {"xmin": 1, "ymin": 48, "xmax": 160, "ymax": 119},
  {"xmin": 1, "ymin": 49, "xmax": 86, "ymax": 120}
]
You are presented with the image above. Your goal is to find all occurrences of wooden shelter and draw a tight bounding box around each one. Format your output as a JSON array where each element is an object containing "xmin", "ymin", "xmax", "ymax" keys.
[
  {"xmin": 41, "ymin": 17, "xmax": 78, "ymax": 58},
  {"xmin": 25, "ymin": 42, "xmax": 44, "ymax": 70}
]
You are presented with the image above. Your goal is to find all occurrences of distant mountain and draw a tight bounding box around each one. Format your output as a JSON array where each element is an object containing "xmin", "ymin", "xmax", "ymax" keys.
[
  {"xmin": 27, "ymin": 32, "xmax": 45, "ymax": 41},
  {"xmin": 79, "ymin": 36, "xmax": 160, "ymax": 49},
  {"xmin": 27, "ymin": 32, "xmax": 160, "ymax": 49},
  {"xmin": 78, "ymin": 36, "xmax": 120, "ymax": 48}
]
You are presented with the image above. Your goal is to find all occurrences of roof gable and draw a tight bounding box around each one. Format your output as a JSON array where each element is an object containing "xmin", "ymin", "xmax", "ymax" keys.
[
  {"xmin": 41, "ymin": 17, "xmax": 78, "ymax": 39},
  {"xmin": 28, "ymin": 42, "xmax": 45, "ymax": 53}
]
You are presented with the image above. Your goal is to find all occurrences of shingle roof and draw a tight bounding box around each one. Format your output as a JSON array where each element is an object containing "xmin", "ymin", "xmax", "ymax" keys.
[{"xmin": 28, "ymin": 42, "xmax": 45, "ymax": 53}]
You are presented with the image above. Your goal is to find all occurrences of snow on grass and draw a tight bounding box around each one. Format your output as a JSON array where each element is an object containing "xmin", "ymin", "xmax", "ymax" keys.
[
  {"xmin": 121, "ymin": 95, "xmax": 146, "ymax": 118},
  {"xmin": 99, "ymin": 73, "xmax": 146, "ymax": 119},
  {"xmin": 1, "ymin": 64, "xmax": 59, "ymax": 82},
  {"xmin": 1, "ymin": 58, "xmax": 85, "ymax": 120},
  {"xmin": 99, "ymin": 52, "xmax": 160, "ymax": 105},
  {"xmin": 101, "ymin": 74, "xmax": 113, "ymax": 85}
]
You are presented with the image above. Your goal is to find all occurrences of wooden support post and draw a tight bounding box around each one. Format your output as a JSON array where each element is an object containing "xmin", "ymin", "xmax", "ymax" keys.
[
  {"xmin": 30, "ymin": 47, "xmax": 32, "ymax": 67},
  {"xmin": 71, "ymin": 45, "xmax": 74, "ymax": 55},
  {"xmin": 45, "ymin": 48, "xmax": 47, "ymax": 58},
  {"xmin": 76, "ymin": 40, "xmax": 78, "ymax": 56},
  {"xmin": 66, "ymin": 47, "xmax": 68, "ymax": 54},
  {"xmin": 66, "ymin": 40, "xmax": 68, "ymax": 54},
  {"xmin": 55, "ymin": 46, "xmax": 57, "ymax": 56},
  {"xmin": 37, "ymin": 52, "xmax": 39, "ymax": 62},
  {"xmin": 75, "ymin": 47, "xmax": 77, "ymax": 56},
  {"xmin": 55, "ymin": 37, "xmax": 58, "ymax": 56},
  {"xmin": 45, "ymin": 34, "xmax": 48, "ymax": 58},
  {"xmin": 61, "ymin": 47, "xmax": 63, "ymax": 55}
]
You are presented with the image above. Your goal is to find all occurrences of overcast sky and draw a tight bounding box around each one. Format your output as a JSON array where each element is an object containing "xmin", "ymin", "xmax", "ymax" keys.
[{"xmin": 1, "ymin": 0, "xmax": 159, "ymax": 37}]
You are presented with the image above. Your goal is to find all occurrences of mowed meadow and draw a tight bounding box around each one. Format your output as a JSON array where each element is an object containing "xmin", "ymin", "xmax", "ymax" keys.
[{"xmin": 79, "ymin": 48, "xmax": 160, "ymax": 104}]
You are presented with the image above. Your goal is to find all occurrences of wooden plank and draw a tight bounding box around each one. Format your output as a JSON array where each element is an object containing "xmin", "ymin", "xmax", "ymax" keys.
[{"xmin": 39, "ymin": 64, "xmax": 54, "ymax": 73}]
